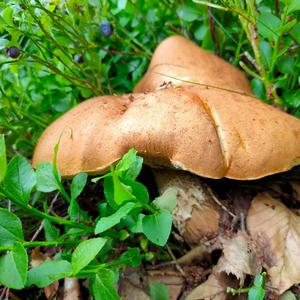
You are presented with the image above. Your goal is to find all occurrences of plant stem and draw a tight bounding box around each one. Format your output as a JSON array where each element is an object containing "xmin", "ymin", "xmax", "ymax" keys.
[{"xmin": 0, "ymin": 187, "xmax": 93, "ymax": 232}]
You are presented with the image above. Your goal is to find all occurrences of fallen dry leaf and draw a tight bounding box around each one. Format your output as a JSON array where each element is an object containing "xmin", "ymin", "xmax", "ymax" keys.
[
  {"xmin": 186, "ymin": 272, "xmax": 238, "ymax": 300},
  {"xmin": 63, "ymin": 278, "xmax": 80, "ymax": 300},
  {"xmin": 247, "ymin": 193, "xmax": 300, "ymax": 293},
  {"xmin": 216, "ymin": 232, "xmax": 261, "ymax": 285}
]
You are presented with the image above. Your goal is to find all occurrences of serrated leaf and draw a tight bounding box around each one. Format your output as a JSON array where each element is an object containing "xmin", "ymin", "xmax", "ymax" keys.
[
  {"xmin": 0, "ymin": 242, "xmax": 28, "ymax": 289},
  {"xmin": 0, "ymin": 134, "xmax": 7, "ymax": 183},
  {"xmin": 4, "ymin": 156, "xmax": 36, "ymax": 204},
  {"xmin": 36, "ymin": 162, "xmax": 60, "ymax": 193},
  {"xmin": 26, "ymin": 260, "xmax": 72, "ymax": 288},
  {"xmin": 142, "ymin": 209, "xmax": 172, "ymax": 246},
  {"xmin": 91, "ymin": 269, "xmax": 120, "ymax": 300},
  {"xmin": 71, "ymin": 238, "xmax": 106, "ymax": 274},
  {"xmin": 95, "ymin": 202, "xmax": 135, "ymax": 234},
  {"xmin": 0, "ymin": 208, "xmax": 23, "ymax": 246},
  {"xmin": 153, "ymin": 187, "xmax": 177, "ymax": 212}
]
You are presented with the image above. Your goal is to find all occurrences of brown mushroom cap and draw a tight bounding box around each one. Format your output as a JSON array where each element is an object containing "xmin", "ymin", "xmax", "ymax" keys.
[
  {"xmin": 134, "ymin": 35, "xmax": 251, "ymax": 94},
  {"xmin": 32, "ymin": 86, "xmax": 300, "ymax": 180}
]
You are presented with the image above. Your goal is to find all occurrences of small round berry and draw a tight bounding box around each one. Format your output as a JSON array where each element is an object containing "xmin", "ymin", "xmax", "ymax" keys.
[
  {"xmin": 6, "ymin": 47, "xmax": 20, "ymax": 59},
  {"xmin": 74, "ymin": 54, "xmax": 84, "ymax": 64},
  {"xmin": 99, "ymin": 22, "xmax": 114, "ymax": 37}
]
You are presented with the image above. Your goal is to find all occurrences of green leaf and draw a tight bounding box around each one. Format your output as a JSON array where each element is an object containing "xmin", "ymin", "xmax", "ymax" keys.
[
  {"xmin": 0, "ymin": 208, "xmax": 23, "ymax": 246},
  {"xmin": 257, "ymin": 12, "xmax": 281, "ymax": 41},
  {"xmin": 258, "ymin": 40, "xmax": 272, "ymax": 69},
  {"xmin": 285, "ymin": 0, "xmax": 300, "ymax": 13},
  {"xmin": 291, "ymin": 21, "xmax": 300, "ymax": 44},
  {"xmin": 0, "ymin": 242, "xmax": 28, "ymax": 289},
  {"xmin": 0, "ymin": 38, "xmax": 9, "ymax": 50},
  {"xmin": 1, "ymin": 6, "xmax": 13, "ymax": 26},
  {"xmin": 153, "ymin": 188, "xmax": 177, "ymax": 213},
  {"xmin": 149, "ymin": 282, "xmax": 169, "ymax": 300},
  {"xmin": 130, "ymin": 213, "xmax": 145, "ymax": 233},
  {"xmin": 280, "ymin": 291, "xmax": 297, "ymax": 300},
  {"xmin": 277, "ymin": 56, "xmax": 295, "ymax": 74},
  {"xmin": 4, "ymin": 156, "xmax": 36, "ymax": 204},
  {"xmin": 69, "ymin": 172, "xmax": 87, "ymax": 221},
  {"xmin": 91, "ymin": 269, "xmax": 120, "ymax": 300},
  {"xmin": 121, "ymin": 177, "xmax": 149, "ymax": 204},
  {"xmin": 251, "ymin": 78, "xmax": 266, "ymax": 100},
  {"xmin": 278, "ymin": 19, "xmax": 297, "ymax": 34},
  {"xmin": 142, "ymin": 210, "xmax": 172, "ymax": 246},
  {"xmin": 44, "ymin": 219, "xmax": 60, "ymax": 241},
  {"xmin": 120, "ymin": 248, "xmax": 142, "ymax": 267},
  {"xmin": 104, "ymin": 173, "xmax": 135, "ymax": 208},
  {"xmin": 36, "ymin": 162, "xmax": 60, "ymax": 193},
  {"xmin": 248, "ymin": 273, "xmax": 266, "ymax": 300},
  {"xmin": 71, "ymin": 238, "xmax": 106, "ymax": 274},
  {"xmin": 26, "ymin": 260, "xmax": 72, "ymax": 288},
  {"xmin": 0, "ymin": 134, "xmax": 7, "ymax": 183},
  {"xmin": 115, "ymin": 148, "xmax": 143, "ymax": 180},
  {"xmin": 71, "ymin": 172, "xmax": 87, "ymax": 201},
  {"xmin": 95, "ymin": 202, "xmax": 136, "ymax": 234},
  {"xmin": 177, "ymin": 4, "xmax": 200, "ymax": 22}
]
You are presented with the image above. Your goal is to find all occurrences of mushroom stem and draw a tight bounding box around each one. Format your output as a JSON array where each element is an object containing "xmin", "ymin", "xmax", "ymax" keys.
[{"xmin": 152, "ymin": 169, "xmax": 220, "ymax": 246}]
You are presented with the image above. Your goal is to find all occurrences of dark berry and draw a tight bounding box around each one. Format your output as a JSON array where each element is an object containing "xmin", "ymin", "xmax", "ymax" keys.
[
  {"xmin": 99, "ymin": 22, "xmax": 114, "ymax": 37},
  {"xmin": 20, "ymin": 3, "xmax": 26, "ymax": 9},
  {"xmin": 6, "ymin": 47, "xmax": 20, "ymax": 59},
  {"xmin": 74, "ymin": 54, "xmax": 84, "ymax": 64}
]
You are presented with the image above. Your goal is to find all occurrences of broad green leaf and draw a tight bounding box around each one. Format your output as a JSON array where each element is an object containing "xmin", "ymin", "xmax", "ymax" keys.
[
  {"xmin": 177, "ymin": 4, "xmax": 201, "ymax": 22},
  {"xmin": 118, "ymin": 0, "xmax": 127, "ymax": 9},
  {"xmin": 0, "ymin": 242, "xmax": 28, "ymax": 289},
  {"xmin": 149, "ymin": 282, "xmax": 169, "ymax": 300},
  {"xmin": 115, "ymin": 148, "xmax": 143, "ymax": 180},
  {"xmin": 70, "ymin": 172, "xmax": 87, "ymax": 201},
  {"xmin": 4, "ymin": 156, "xmax": 36, "ymax": 204},
  {"xmin": 95, "ymin": 202, "xmax": 135, "ymax": 234},
  {"xmin": 104, "ymin": 173, "xmax": 135, "ymax": 208},
  {"xmin": 251, "ymin": 78, "xmax": 266, "ymax": 100},
  {"xmin": 285, "ymin": 0, "xmax": 300, "ymax": 13},
  {"xmin": 291, "ymin": 21, "xmax": 300, "ymax": 44},
  {"xmin": 258, "ymin": 40, "xmax": 272, "ymax": 69},
  {"xmin": 130, "ymin": 213, "xmax": 145, "ymax": 233},
  {"xmin": 120, "ymin": 248, "xmax": 142, "ymax": 267},
  {"xmin": 26, "ymin": 260, "xmax": 72, "ymax": 288},
  {"xmin": 116, "ymin": 149, "xmax": 139, "ymax": 173},
  {"xmin": 248, "ymin": 273, "xmax": 266, "ymax": 300},
  {"xmin": 0, "ymin": 134, "xmax": 7, "ymax": 183},
  {"xmin": 1, "ymin": 6, "xmax": 13, "ymax": 25},
  {"xmin": 71, "ymin": 238, "xmax": 106, "ymax": 274},
  {"xmin": 0, "ymin": 208, "xmax": 23, "ymax": 246},
  {"xmin": 91, "ymin": 269, "xmax": 120, "ymax": 300},
  {"xmin": 142, "ymin": 209, "xmax": 172, "ymax": 246},
  {"xmin": 69, "ymin": 172, "xmax": 87, "ymax": 221},
  {"xmin": 257, "ymin": 12, "xmax": 280, "ymax": 41},
  {"xmin": 153, "ymin": 188, "xmax": 177, "ymax": 212},
  {"xmin": 36, "ymin": 162, "xmax": 60, "ymax": 193},
  {"xmin": 121, "ymin": 177, "xmax": 149, "ymax": 204},
  {"xmin": 277, "ymin": 56, "xmax": 295, "ymax": 74},
  {"xmin": 278, "ymin": 19, "xmax": 297, "ymax": 34},
  {"xmin": 280, "ymin": 291, "xmax": 297, "ymax": 300},
  {"xmin": 44, "ymin": 220, "xmax": 59, "ymax": 241}
]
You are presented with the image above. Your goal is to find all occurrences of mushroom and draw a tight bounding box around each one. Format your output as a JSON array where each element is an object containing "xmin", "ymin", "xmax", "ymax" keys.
[{"xmin": 32, "ymin": 36, "xmax": 300, "ymax": 245}]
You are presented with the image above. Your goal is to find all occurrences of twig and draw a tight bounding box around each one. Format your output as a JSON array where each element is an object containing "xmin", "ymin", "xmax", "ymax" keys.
[
  {"xmin": 207, "ymin": 187, "xmax": 236, "ymax": 218},
  {"xmin": 166, "ymin": 245, "xmax": 186, "ymax": 276},
  {"xmin": 30, "ymin": 192, "xmax": 60, "ymax": 242}
]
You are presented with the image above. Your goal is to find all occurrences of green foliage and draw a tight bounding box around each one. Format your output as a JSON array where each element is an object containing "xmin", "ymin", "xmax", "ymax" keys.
[
  {"xmin": 0, "ymin": 147, "xmax": 176, "ymax": 297},
  {"xmin": 248, "ymin": 272, "xmax": 266, "ymax": 300},
  {"xmin": 149, "ymin": 282, "xmax": 169, "ymax": 300}
]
